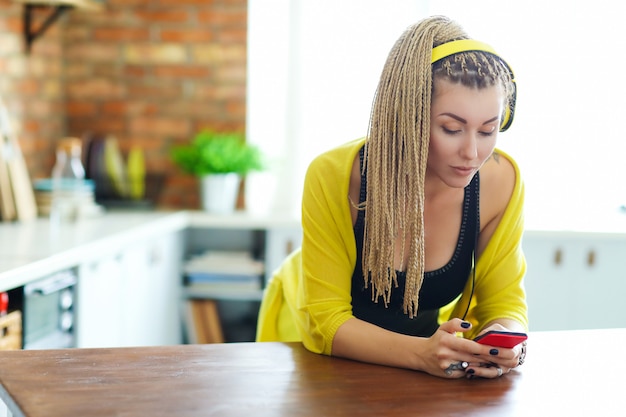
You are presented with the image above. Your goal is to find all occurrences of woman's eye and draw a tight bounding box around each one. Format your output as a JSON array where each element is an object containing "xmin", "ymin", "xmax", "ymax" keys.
[
  {"xmin": 442, "ymin": 126, "xmax": 461, "ymax": 134},
  {"xmin": 479, "ymin": 126, "xmax": 497, "ymax": 137},
  {"xmin": 440, "ymin": 125, "xmax": 496, "ymax": 136}
]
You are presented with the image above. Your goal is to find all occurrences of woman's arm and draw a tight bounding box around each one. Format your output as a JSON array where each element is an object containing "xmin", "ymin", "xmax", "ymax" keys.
[
  {"xmin": 298, "ymin": 140, "xmax": 364, "ymax": 355},
  {"xmin": 332, "ymin": 316, "xmax": 481, "ymax": 376}
]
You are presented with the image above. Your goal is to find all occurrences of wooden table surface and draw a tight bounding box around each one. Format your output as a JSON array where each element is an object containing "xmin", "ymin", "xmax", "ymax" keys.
[{"xmin": 0, "ymin": 328, "xmax": 625, "ymax": 417}]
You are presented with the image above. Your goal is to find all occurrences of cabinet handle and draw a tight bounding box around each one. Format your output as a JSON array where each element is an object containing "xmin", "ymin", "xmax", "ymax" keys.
[
  {"xmin": 285, "ymin": 240, "xmax": 294, "ymax": 255},
  {"xmin": 587, "ymin": 250, "xmax": 596, "ymax": 267},
  {"xmin": 554, "ymin": 248, "xmax": 562, "ymax": 265}
]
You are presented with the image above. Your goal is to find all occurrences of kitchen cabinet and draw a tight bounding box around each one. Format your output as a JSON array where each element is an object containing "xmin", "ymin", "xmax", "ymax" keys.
[
  {"xmin": 120, "ymin": 230, "xmax": 184, "ymax": 347},
  {"xmin": 522, "ymin": 231, "xmax": 626, "ymax": 331},
  {"xmin": 1, "ymin": 210, "xmax": 296, "ymax": 349},
  {"xmin": 75, "ymin": 229, "xmax": 184, "ymax": 348},
  {"xmin": 75, "ymin": 252, "xmax": 125, "ymax": 348}
]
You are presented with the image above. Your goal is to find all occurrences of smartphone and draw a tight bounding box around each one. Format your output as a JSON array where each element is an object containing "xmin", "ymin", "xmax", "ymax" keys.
[{"xmin": 474, "ymin": 330, "xmax": 528, "ymax": 349}]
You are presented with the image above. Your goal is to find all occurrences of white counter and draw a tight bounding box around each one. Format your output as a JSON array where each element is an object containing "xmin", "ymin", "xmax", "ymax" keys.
[
  {"xmin": 0, "ymin": 210, "xmax": 303, "ymax": 293},
  {"xmin": 0, "ymin": 211, "xmax": 188, "ymax": 292}
]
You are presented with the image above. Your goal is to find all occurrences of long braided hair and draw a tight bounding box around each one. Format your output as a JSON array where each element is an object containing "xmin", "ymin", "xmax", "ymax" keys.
[{"xmin": 361, "ymin": 16, "xmax": 515, "ymax": 318}]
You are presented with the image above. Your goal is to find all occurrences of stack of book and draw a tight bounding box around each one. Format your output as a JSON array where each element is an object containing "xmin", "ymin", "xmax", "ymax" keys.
[{"xmin": 183, "ymin": 251, "xmax": 264, "ymax": 297}]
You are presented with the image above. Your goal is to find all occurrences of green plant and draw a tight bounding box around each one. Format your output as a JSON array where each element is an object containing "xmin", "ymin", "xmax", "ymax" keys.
[{"xmin": 170, "ymin": 130, "xmax": 264, "ymax": 175}]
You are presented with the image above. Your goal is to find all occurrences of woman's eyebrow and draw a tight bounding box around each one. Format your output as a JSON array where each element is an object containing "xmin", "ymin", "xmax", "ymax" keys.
[
  {"xmin": 438, "ymin": 113, "xmax": 499, "ymax": 125},
  {"xmin": 482, "ymin": 116, "xmax": 499, "ymax": 125},
  {"xmin": 438, "ymin": 112, "xmax": 466, "ymax": 124}
]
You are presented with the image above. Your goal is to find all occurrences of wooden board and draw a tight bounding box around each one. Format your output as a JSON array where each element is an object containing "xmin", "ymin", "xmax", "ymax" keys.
[
  {"xmin": 11, "ymin": 0, "xmax": 105, "ymax": 12},
  {"xmin": 0, "ymin": 128, "xmax": 16, "ymax": 221},
  {"xmin": 0, "ymin": 311, "xmax": 22, "ymax": 351},
  {"xmin": 186, "ymin": 299, "xmax": 224, "ymax": 344},
  {"xmin": 0, "ymin": 96, "xmax": 37, "ymax": 222}
]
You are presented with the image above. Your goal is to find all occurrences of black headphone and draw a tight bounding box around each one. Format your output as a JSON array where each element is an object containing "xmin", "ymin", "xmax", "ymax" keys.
[{"xmin": 431, "ymin": 39, "xmax": 516, "ymax": 132}]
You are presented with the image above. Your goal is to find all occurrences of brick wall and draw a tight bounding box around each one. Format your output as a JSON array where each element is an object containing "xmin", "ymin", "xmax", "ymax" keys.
[
  {"xmin": 0, "ymin": 1, "xmax": 65, "ymax": 180},
  {"xmin": 0, "ymin": 0, "xmax": 247, "ymax": 210}
]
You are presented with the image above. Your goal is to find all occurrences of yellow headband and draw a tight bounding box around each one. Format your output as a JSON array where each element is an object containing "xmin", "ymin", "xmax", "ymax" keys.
[{"xmin": 432, "ymin": 39, "xmax": 499, "ymax": 64}]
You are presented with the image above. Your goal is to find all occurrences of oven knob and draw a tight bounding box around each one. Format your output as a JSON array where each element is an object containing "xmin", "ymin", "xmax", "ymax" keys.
[
  {"xmin": 59, "ymin": 289, "xmax": 73, "ymax": 310},
  {"xmin": 60, "ymin": 311, "xmax": 73, "ymax": 331}
]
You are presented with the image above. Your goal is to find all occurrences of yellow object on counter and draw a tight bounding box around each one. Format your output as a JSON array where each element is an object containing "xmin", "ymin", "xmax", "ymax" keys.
[
  {"xmin": 127, "ymin": 146, "xmax": 145, "ymax": 200},
  {"xmin": 104, "ymin": 136, "xmax": 129, "ymax": 198}
]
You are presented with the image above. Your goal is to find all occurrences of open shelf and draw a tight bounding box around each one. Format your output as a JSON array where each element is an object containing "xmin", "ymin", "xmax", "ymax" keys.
[
  {"xmin": 14, "ymin": 0, "xmax": 105, "ymax": 52},
  {"xmin": 13, "ymin": 0, "xmax": 105, "ymax": 11}
]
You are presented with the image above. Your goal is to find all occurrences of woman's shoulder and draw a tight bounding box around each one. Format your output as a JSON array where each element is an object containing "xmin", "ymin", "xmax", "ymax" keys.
[
  {"xmin": 481, "ymin": 148, "xmax": 519, "ymax": 186},
  {"xmin": 478, "ymin": 149, "xmax": 521, "ymax": 226},
  {"xmin": 306, "ymin": 137, "xmax": 365, "ymax": 177}
]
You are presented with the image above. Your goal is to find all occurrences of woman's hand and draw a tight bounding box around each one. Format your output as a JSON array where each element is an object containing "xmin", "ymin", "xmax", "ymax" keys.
[
  {"xmin": 463, "ymin": 322, "xmax": 527, "ymax": 379},
  {"xmin": 424, "ymin": 320, "xmax": 526, "ymax": 379},
  {"xmin": 421, "ymin": 318, "xmax": 481, "ymax": 379}
]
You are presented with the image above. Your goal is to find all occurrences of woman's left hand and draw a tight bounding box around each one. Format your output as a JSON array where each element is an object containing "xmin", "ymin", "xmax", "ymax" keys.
[{"xmin": 464, "ymin": 323, "xmax": 527, "ymax": 379}]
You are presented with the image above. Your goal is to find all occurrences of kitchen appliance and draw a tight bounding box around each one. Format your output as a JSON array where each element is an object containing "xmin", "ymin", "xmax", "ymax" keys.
[{"xmin": 23, "ymin": 269, "xmax": 77, "ymax": 349}]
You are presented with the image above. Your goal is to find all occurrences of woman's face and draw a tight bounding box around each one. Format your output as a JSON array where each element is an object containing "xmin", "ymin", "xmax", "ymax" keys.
[{"xmin": 427, "ymin": 78, "xmax": 504, "ymax": 189}]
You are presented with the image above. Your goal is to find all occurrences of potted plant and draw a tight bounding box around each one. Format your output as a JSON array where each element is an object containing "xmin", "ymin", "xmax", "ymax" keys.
[{"xmin": 171, "ymin": 130, "xmax": 264, "ymax": 213}]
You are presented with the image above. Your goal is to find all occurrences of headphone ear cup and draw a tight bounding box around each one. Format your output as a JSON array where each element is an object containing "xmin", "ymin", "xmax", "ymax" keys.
[
  {"xmin": 500, "ymin": 106, "xmax": 513, "ymax": 132},
  {"xmin": 499, "ymin": 79, "xmax": 516, "ymax": 132}
]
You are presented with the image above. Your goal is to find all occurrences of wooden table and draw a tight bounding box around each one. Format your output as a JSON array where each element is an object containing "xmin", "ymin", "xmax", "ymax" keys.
[{"xmin": 0, "ymin": 328, "xmax": 625, "ymax": 416}]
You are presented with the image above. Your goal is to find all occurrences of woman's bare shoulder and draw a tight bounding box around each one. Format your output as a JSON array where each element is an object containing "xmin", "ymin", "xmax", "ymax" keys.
[{"xmin": 479, "ymin": 151, "xmax": 517, "ymax": 228}]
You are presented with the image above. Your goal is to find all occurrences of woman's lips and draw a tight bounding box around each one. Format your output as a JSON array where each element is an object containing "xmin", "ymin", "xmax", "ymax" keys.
[{"xmin": 452, "ymin": 166, "xmax": 476, "ymax": 176}]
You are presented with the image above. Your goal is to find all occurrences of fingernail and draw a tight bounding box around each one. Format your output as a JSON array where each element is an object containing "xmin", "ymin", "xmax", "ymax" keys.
[
  {"xmin": 466, "ymin": 368, "xmax": 475, "ymax": 374},
  {"xmin": 461, "ymin": 321, "xmax": 471, "ymax": 329},
  {"xmin": 489, "ymin": 348, "xmax": 499, "ymax": 356}
]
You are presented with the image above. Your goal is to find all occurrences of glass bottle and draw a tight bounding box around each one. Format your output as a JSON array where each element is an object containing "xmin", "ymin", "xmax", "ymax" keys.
[
  {"xmin": 50, "ymin": 138, "xmax": 86, "ymax": 223},
  {"xmin": 52, "ymin": 138, "xmax": 85, "ymax": 180}
]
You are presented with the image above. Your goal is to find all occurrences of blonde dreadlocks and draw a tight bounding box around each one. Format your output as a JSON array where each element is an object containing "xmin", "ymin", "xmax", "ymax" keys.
[{"xmin": 361, "ymin": 16, "xmax": 515, "ymax": 318}]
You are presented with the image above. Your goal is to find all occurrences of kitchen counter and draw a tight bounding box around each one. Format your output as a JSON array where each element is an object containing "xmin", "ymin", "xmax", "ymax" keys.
[
  {"xmin": 0, "ymin": 210, "xmax": 302, "ymax": 293},
  {"xmin": 2, "ymin": 329, "xmax": 626, "ymax": 416},
  {"xmin": 0, "ymin": 210, "xmax": 189, "ymax": 292}
]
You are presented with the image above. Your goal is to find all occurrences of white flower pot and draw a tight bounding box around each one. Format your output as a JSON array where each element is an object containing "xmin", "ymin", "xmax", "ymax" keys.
[
  {"xmin": 200, "ymin": 173, "xmax": 240, "ymax": 214},
  {"xmin": 244, "ymin": 172, "xmax": 277, "ymax": 216}
]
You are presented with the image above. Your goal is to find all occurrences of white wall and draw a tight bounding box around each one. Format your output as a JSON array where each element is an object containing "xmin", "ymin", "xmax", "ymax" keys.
[
  {"xmin": 248, "ymin": 1, "xmax": 626, "ymax": 228},
  {"xmin": 429, "ymin": 0, "xmax": 626, "ymax": 228}
]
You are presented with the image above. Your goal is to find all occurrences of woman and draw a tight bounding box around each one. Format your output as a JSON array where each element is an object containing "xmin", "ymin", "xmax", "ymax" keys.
[{"xmin": 256, "ymin": 15, "xmax": 528, "ymax": 379}]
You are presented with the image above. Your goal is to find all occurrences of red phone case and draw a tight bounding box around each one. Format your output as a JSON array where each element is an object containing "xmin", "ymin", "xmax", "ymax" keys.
[{"xmin": 474, "ymin": 331, "xmax": 528, "ymax": 348}]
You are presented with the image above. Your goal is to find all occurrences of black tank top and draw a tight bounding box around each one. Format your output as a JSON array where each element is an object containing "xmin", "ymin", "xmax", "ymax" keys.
[{"xmin": 351, "ymin": 146, "xmax": 480, "ymax": 337}]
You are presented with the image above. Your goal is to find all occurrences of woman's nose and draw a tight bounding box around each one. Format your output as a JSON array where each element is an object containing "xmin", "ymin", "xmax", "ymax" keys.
[{"xmin": 460, "ymin": 134, "xmax": 478, "ymax": 160}]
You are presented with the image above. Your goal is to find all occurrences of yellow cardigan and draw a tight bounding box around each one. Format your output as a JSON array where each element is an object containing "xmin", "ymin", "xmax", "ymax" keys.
[{"xmin": 256, "ymin": 138, "xmax": 528, "ymax": 355}]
